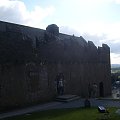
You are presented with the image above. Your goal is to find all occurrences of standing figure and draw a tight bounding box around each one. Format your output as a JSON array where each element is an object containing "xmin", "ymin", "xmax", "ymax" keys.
[
  {"xmin": 58, "ymin": 78, "xmax": 64, "ymax": 95},
  {"xmin": 92, "ymin": 83, "xmax": 98, "ymax": 98},
  {"xmin": 55, "ymin": 73, "xmax": 64, "ymax": 95}
]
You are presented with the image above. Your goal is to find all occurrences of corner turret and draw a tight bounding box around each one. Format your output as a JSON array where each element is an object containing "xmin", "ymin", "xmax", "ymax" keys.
[{"xmin": 46, "ymin": 24, "xmax": 59, "ymax": 36}]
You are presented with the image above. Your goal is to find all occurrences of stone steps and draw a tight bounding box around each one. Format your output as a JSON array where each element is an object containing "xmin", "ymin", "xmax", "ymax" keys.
[{"xmin": 56, "ymin": 95, "xmax": 80, "ymax": 102}]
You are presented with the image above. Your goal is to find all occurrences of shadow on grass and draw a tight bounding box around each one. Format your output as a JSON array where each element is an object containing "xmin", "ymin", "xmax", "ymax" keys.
[{"xmin": 2, "ymin": 107, "xmax": 120, "ymax": 120}]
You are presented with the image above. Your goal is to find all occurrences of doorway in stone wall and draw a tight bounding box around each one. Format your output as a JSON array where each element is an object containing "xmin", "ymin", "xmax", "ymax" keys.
[
  {"xmin": 55, "ymin": 73, "xmax": 64, "ymax": 95},
  {"xmin": 99, "ymin": 82, "xmax": 104, "ymax": 97}
]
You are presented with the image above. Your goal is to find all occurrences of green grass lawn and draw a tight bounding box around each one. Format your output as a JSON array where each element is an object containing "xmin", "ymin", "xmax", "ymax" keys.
[{"xmin": 3, "ymin": 107, "xmax": 120, "ymax": 120}]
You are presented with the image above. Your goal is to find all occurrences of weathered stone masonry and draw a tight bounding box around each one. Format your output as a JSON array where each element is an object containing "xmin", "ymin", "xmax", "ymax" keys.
[{"xmin": 0, "ymin": 21, "xmax": 111, "ymax": 110}]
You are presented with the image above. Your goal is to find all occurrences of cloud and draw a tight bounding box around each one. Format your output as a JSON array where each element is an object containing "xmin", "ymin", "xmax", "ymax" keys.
[
  {"xmin": 60, "ymin": 26, "xmax": 106, "ymax": 47},
  {"xmin": 0, "ymin": 0, "xmax": 120, "ymax": 64},
  {"xmin": 60, "ymin": 23, "xmax": 120, "ymax": 64},
  {"xmin": 82, "ymin": 33, "xmax": 107, "ymax": 46},
  {"xmin": 111, "ymin": 0, "xmax": 120, "ymax": 4},
  {"xmin": 60, "ymin": 21, "xmax": 120, "ymax": 51},
  {"xmin": 60, "ymin": 26, "xmax": 81, "ymax": 36},
  {"xmin": 111, "ymin": 53, "xmax": 120, "ymax": 64},
  {"xmin": 0, "ymin": 0, "xmax": 55, "ymax": 28},
  {"xmin": 83, "ymin": 31, "xmax": 120, "ymax": 64},
  {"xmin": 62, "ymin": 0, "xmax": 120, "ymax": 4},
  {"xmin": 26, "ymin": 6, "xmax": 55, "ymax": 28}
]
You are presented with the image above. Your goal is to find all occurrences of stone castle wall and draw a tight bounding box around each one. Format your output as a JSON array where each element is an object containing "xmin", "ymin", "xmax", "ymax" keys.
[{"xmin": 0, "ymin": 21, "xmax": 111, "ymax": 110}]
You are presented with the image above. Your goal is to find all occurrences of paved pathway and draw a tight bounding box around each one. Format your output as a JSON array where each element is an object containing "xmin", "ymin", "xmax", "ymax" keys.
[{"xmin": 0, "ymin": 99, "xmax": 120, "ymax": 119}]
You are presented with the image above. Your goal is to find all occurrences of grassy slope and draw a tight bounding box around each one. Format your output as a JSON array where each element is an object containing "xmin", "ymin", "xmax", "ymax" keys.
[{"xmin": 3, "ymin": 107, "xmax": 120, "ymax": 120}]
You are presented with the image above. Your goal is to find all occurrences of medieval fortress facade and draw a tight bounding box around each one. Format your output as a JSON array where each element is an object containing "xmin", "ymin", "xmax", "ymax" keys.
[{"xmin": 0, "ymin": 21, "xmax": 111, "ymax": 110}]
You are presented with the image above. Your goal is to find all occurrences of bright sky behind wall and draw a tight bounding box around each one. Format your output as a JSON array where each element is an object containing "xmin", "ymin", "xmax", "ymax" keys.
[{"xmin": 0, "ymin": 0, "xmax": 120, "ymax": 64}]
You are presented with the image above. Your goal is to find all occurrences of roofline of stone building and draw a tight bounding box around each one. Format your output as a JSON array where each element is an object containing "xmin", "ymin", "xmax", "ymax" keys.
[{"xmin": 0, "ymin": 20, "xmax": 110, "ymax": 53}]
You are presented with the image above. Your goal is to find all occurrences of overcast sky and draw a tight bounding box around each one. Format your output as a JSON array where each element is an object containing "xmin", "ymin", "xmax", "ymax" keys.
[{"xmin": 0, "ymin": 0, "xmax": 120, "ymax": 64}]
